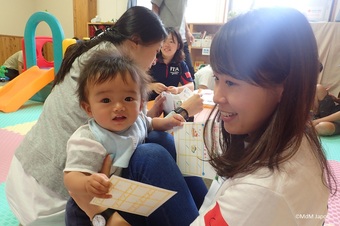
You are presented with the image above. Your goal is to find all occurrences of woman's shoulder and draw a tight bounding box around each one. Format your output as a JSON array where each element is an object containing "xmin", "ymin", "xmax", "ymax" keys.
[{"xmin": 228, "ymin": 136, "xmax": 326, "ymax": 194}]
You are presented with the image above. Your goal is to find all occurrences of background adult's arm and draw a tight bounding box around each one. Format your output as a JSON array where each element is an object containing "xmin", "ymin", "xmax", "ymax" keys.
[
  {"xmin": 313, "ymin": 111, "xmax": 340, "ymax": 125},
  {"xmin": 152, "ymin": 3, "xmax": 160, "ymax": 15}
]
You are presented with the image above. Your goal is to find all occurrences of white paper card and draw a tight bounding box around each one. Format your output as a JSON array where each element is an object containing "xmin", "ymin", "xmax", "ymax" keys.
[
  {"xmin": 173, "ymin": 122, "xmax": 217, "ymax": 179},
  {"xmin": 91, "ymin": 175, "xmax": 177, "ymax": 216}
]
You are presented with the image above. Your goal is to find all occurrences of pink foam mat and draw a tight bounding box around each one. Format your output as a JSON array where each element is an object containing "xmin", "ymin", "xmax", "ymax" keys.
[
  {"xmin": 325, "ymin": 160, "xmax": 340, "ymax": 225},
  {"xmin": 0, "ymin": 129, "xmax": 24, "ymax": 183}
]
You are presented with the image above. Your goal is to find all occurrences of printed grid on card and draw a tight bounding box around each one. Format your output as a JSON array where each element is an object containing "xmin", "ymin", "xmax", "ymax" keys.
[
  {"xmin": 174, "ymin": 122, "xmax": 216, "ymax": 179},
  {"xmin": 91, "ymin": 175, "xmax": 176, "ymax": 216}
]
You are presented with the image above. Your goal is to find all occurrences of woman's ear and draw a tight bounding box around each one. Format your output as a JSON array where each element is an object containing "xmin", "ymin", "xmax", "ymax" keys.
[
  {"xmin": 130, "ymin": 35, "xmax": 140, "ymax": 45},
  {"xmin": 276, "ymin": 84, "xmax": 285, "ymax": 103},
  {"xmin": 81, "ymin": 101, "xmax": 93, "ymax": 117}
]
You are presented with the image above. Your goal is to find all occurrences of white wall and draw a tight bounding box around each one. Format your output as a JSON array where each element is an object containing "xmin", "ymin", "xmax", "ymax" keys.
[
  {"xmin": 34, "ymin": 0, "xmax": 73, "ymax": 38},
  {"xmin": 0, "ymin": 0, "xmax": 73, "ymax": 38},
  {"xmin": 97, "ymin": 0, "xmax": 128, "ymax": 22},
  {"xmin": 0, "ymin": 0, "xmax": 129, "ymax": 38},
  {"xmin": 0, "ymin": 0, "xmax": 35, "ymax": 36}
]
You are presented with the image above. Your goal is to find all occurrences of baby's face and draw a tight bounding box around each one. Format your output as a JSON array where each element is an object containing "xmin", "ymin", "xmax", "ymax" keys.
[{"xmin": 82, "ymin": 73, "xmax": 142, "ymax": 132}]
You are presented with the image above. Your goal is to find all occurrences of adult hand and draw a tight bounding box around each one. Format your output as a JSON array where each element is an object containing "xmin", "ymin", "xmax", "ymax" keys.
[
  {"xmin": 186, "ymin": 31, "xmax": 194, "ymax": 45},
  {"xmin": 181, "ymin": 93, "xmax": 204, "ymax": 116},
  {"xmin": 167, "ymin": 86, "xmax": 179, "ymax": 94},
  {"xmin": 330, "ymin": 94, "xmax": 340, "ymax": 104},
  {"xmin": 151, "ymin": 82, "xmax": 168, "ymax": 94},
  {"xmin": 147, "ymin": 94, "xmax": 166, "ymax": 118}
]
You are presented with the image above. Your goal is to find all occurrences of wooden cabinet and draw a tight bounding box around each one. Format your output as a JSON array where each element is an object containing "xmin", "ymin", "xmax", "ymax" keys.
[
  {"xmin": 188, "ymin": 23, "xmax": 223, "ymax": 71},
  {"xmin": 73, "ymin": 0, "xmax": 97, "ymax": 39},
  {"xmin": 87, "ymin": 22, "xmax": 115, "ymax": 38}
]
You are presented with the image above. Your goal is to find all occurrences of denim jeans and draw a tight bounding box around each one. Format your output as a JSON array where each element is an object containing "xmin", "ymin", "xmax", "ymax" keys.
[{"xmin": 65, "ymin": 131, "xmax": 205, "ymax": 226}]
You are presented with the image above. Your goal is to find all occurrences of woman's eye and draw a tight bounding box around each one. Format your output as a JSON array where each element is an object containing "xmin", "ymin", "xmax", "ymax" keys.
[
  {"xmin": 213, "ymin": 75, "xmax": 218, "ymax": 81},
  {"xmin": 101, "ymin": 98, "xmax": 110, "ymax": 103},
  {"xmin": 125, "ymin": 97, "xmax": 134, "ymax": 101},
  {"xmin": 226, "ymin": 80, "xmax": 235, "ymax": 86}
]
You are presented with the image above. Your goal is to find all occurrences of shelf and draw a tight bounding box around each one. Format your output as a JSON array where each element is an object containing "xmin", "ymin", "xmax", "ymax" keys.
[
  {"xmin": 188, "ymin": 23, "xmax": 222, "ymax": 71},
  {"xmin": 87, "ymin": 22, "xmax": 115, "ymax": 38}
]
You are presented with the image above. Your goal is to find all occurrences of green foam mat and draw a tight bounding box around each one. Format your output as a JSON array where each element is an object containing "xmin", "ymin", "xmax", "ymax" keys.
[
  {"xmin": 321, "ymin": 135, "xmax": 340, "ymax": 162},
  {"xmin": 0, "ymin": 183, "xmax": 19, "ymax": 226}
]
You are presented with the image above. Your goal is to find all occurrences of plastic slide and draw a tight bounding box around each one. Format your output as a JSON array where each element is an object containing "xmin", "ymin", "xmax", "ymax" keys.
[{"xmin": 0, "ymin": 66, "xmax": 54, "ymax": 113}]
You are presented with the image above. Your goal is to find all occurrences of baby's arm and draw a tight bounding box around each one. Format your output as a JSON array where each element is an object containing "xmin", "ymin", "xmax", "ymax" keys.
[
  {"xmin": 151, "ymin": 113, "xmax": 185, "ymax": 131},
  {"xmin": 64, "ymin": 171, "xmax": 112, "ymax": 199},
  {"xmin": 67, "ymin": 155, "xmax": 114, "ymax": 220}
]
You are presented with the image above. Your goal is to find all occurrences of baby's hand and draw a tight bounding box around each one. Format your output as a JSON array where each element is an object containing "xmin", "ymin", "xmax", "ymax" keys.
[
  {"xmin": 85, "ymin": 173, "xmax": 112, "ymax": 198},
  {"xmin": 167, "ymin": 113, "xmax": 185, "ymax": 128}
]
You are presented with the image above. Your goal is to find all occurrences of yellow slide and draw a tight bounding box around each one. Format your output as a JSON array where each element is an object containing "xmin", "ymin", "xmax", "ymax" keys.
[{"xmin": 0, "ymin": 66, "xmax": 54, "ymax": 113}]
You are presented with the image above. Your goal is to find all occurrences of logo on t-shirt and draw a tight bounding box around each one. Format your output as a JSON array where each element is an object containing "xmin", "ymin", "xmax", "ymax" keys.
[{"xmin": 169, "ymin": 66, "xmax": 180, "ymax": 76}]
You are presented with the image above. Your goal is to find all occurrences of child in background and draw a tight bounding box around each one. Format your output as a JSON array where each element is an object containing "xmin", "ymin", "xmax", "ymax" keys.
[
  {"xmin": 149, "ymin": 27, "xmax": 194, "ymax": 100},
  {"xmin": 1, "ymin": 50, "xmax": 23, "ymax": 80},
  {"xmin": 63, "ymin": 49, "xmax": 186, "ymax": 225},
  {"xmin": 194, "ymin": 64, "xmax": 214, "ymax": 90}
]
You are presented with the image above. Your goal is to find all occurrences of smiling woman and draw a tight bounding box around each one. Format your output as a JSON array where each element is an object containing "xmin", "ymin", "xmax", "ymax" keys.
[
  {"xmin": 196, "ymin": 7, "xmax": 335, "ymax": 225},
  {"xmin": 148, "ymin": 27, "xmax": 194, "ymax": 102}
]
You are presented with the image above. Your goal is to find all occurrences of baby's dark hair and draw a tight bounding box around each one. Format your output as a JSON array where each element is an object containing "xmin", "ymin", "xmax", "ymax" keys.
[{"xmin": 77, "ymin": 48, "xmax": 152, "ymax": 105}]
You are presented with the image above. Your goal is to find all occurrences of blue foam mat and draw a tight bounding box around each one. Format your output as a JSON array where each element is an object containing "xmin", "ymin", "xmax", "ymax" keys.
[
  {"xmin": 320, "ymin": 135, "xmax": 340, "ymax": 162},
  {"xmin": 0, "ymin": 100, "xmax": 43, "ymax": 128}
]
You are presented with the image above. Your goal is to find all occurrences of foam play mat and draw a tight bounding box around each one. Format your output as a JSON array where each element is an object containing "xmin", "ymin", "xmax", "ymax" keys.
[{"xmin": 0, "ymin": 97, "xmax": 339, "ymax": 225}]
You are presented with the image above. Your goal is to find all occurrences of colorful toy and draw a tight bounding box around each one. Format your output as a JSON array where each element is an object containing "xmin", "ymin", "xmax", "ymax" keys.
[
  {"xmin": 0, "ymin": 66, "xmax": 9, "ymax": 82},
  {"xmin": 0, "ymin": 11, "xmax": 64, "ymax": 112},
  {"xmin": 22, "ymin": 36, "xmax": 54, "ymax": 71}
]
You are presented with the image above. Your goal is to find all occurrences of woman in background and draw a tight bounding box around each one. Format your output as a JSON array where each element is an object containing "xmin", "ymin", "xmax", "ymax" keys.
[{"xmin": 149, "ymin": 27, "xmax": 194, "ymax": 101}]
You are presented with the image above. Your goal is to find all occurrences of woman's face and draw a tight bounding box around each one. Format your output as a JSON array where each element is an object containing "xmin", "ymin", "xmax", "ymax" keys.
[
  {"xmin": 132, "ymin": 41, "xmax": 163, "ymax": 71},
  {"xmin": 161, "ymin": 33, "xmax": 178, "ymax": 59},
  {"xmin": 213, "ymin": 73, "xmax": 283, "ymax": 135}
]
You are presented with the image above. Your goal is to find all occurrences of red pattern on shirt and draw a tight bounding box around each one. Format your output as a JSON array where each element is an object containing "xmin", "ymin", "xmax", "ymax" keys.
[{"xmin": 204, "ymin": 202, "xmax": 229, "ymax": 226}]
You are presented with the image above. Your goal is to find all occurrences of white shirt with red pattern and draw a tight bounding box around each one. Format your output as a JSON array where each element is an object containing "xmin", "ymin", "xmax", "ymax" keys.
[{"xmin": 190, "ymin": 136, "xmax": 329, "ymax": 226}]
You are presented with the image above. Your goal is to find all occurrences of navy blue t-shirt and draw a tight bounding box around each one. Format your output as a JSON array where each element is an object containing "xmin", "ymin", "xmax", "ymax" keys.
[{"xmin": 149, "ymin": 60, "xmax": 193, "ymax": 100}]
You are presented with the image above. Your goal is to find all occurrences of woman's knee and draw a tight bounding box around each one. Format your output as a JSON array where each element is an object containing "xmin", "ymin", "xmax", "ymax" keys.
[
  {"xmin": 315, "ymin": 122, "xmax": 335, "ymax": 136},
  {"xmin": 129, "ymin": 143, "xmax": 176, "ymax": 175},
  {"xmin": 146, "ymin": 131, "xmax": 176, "ymax": 160},
  {"xmin": 316, "ymin": 84, "xmax": 328, "ymax": 101}
]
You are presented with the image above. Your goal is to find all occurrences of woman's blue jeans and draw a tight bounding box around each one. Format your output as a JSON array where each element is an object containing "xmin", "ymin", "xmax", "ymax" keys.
[{"xmin": 66, "ymin": 131, "xmax": 206, "ymax": 226}]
